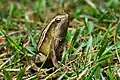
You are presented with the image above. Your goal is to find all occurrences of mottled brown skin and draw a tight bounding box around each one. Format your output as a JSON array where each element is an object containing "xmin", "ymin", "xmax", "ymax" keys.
[
  {"xmin": 50, "ymin": 15, "xmax": 69, "ymax": 67},
  {"xmin": 37, "ymin": 14, "xmax": 69, "ymax": 67}
]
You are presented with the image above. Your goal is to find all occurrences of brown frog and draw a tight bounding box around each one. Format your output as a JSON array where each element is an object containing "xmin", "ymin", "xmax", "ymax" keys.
[{"xmin": 32, "ymin": 14, "xmax": 69, "ymax": 69}]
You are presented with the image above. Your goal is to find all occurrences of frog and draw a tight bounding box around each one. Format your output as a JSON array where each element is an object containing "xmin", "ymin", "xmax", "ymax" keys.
[{"xmin": 32, "ymin": 14, "xmax": 69, "ymax": 70}]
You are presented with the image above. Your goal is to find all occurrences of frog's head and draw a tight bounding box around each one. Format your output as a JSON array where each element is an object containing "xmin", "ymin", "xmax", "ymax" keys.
[{"xmin": 54, "ymin": 14, "xmax": 69, "ymax": 38}]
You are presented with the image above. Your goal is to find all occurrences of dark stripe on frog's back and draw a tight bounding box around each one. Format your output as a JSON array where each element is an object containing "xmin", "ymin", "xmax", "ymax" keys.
[{"xmin": 37, "ymin": 22, "xmax": 56, "ymax": 55}]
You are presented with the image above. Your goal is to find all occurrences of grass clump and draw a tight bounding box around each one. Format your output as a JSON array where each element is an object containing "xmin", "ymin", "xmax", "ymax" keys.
[{"xmin": 0, "ymin": 0, "xmax": 120, "ymax": 80}]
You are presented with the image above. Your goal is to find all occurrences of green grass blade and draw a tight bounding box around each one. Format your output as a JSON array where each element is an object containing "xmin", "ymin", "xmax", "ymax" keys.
[{"xmin": 16, "ymin": 68, "xmax": 25, "ymax": 80}]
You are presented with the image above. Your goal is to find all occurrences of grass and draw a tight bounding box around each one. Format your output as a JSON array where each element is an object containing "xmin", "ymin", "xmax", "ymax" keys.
[{"xmin": 0, "ymin": 0, "xmax": 120, "ymax": 80}]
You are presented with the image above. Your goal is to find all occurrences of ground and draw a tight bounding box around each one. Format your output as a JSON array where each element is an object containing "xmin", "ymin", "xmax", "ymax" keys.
[{"xmin": 0, "ymin": 0, "xmax": 120, "ymax": 80}]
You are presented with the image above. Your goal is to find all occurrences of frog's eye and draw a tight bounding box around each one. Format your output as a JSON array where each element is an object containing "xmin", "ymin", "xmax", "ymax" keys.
[{"xmin": 55, "ymin": 18, "xmax": 61, "ymax": 23}]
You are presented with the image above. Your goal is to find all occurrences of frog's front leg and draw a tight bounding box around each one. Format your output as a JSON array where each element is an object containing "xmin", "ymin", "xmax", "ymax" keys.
[
  {"xmin": 50, "ymin": 41, "xmax": 59, "ymax": 67},
  {"xmin": 31, "ymin": 53, "xmax": 46, "ymax": 71},
  {"xmin": 34, "ymin": 53, "xmax": 46, "ymax": 63}
]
